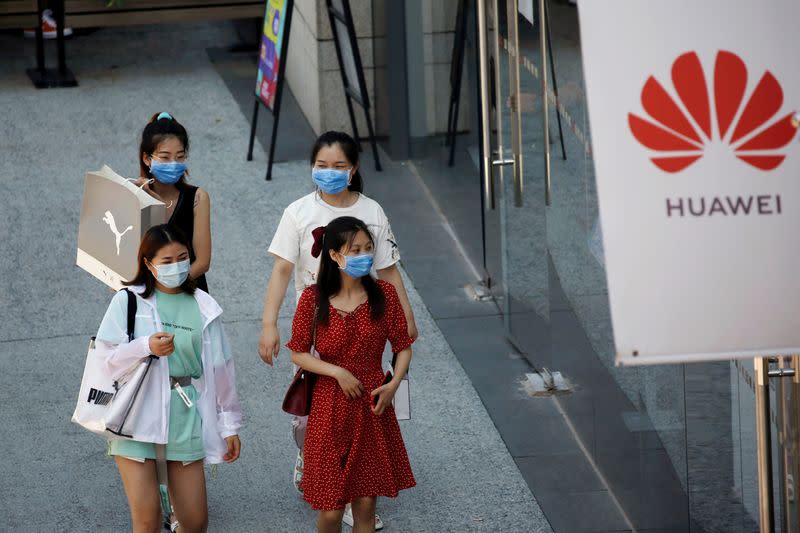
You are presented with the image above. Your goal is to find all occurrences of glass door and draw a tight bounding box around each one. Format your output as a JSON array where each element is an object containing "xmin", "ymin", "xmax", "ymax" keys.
[
  {"xmin": 371, "ymin": 0, "xmax": 787, "ymax": 529},
  {"xmin": 477, "ymin": 0, "xmax": 693, "ymax": 529},
  {"xmin": 391, "ymin": 0, "xmax": 791, "ymax": 530},
  {"xmin": 474, "ymin": 1, "xmax": 785, "ymax": 530},
  {"xmin": 476, "ymin": 0, "xmax": 550, "ymax": 361}
]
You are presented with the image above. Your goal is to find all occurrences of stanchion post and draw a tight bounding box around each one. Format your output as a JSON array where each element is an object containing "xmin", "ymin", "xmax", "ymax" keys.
[
  {"xmin": 755, "ymin": 356, "xmax": 775, "ymax": 533},
  {"xmin": 26, "ymin": 0, "xmax": 77, "ymax": 87},
  {"xmin": 55, "ymin": 0, "xmax": 67, "ymax": 76},
  {"xmin": 789, "ymin": 355, "xmax": 800, "ymax": 530},
  {"xmin": 34, "ymin": 0, "xmax": 45, "ymax": 73}
]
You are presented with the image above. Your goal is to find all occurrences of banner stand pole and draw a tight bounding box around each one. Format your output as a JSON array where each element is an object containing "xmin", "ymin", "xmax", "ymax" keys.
[
  {"xmin": 265, "ymin": 0, "xmax": 293, "ymax": 181},
  {"xmin": 247, "ymin": 99, "xmax": 259, "ymax": 162},
  {"xmin": 447, "ymin": 0, "xmax": 469, "ymax": 167},
  {"xmin": 344, "ymin": 91, "xmax": 362, "ymax": 153},
  {"xmin": 755, "ymin": 356, "xmax": 776, "ymax": 533},
  {"xmin": 542, "ymin": 0, "xmax": 565, "ymax": 160},
  {"xmin": 325, "ymin": 0, "xmax": 382, "ymax": 172},
  {"xmin": 363, "ymin": 95, "xmax": 382, "ymax": 171},
  {"xmin": 265, "ymin": 88, "xmax": 282, "ymax": 181}
]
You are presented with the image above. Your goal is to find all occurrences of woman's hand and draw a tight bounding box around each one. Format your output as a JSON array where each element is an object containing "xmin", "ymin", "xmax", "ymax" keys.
[
  {"xmin": 334, "ymin": 368, "xmax": 364, "ymax": 399},
  {"xmin": 223, "ymin": 435, "xmax": 241, "ymax": 463},
  {"xmin": 133, "ymin": 176, "xmax": 163, "ymax": 201},
  {"xmin": 258, "ymin": 323, "xmax": 281, "ymax": 366},
  {"xmin": 371, "ymin": 381, "xmax": 399, "ymax": 416},
  {"xmin": 148, "ymin": 333, "xmax": 174, "ymax": 357}
]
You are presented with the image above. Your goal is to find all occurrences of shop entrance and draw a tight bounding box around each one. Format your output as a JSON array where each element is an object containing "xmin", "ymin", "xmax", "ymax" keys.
[{"xmin": 372, "ymin": 1, "xmax": 792, "ymax": 530}]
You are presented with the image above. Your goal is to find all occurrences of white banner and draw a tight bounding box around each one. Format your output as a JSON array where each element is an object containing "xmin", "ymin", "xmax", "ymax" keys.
[{"xmin": 578, "ymin": 1, "xmax": 800, "ymax": 365}]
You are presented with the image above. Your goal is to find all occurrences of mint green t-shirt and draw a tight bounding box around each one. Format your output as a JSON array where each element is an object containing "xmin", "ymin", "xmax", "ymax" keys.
[
  {"xmin": 155, "ymin": 290, "xmax": 203, "ymax": 378},
  {"xmin": 109, "ymin": 290, "xmax": 205, "ymax": 462}
]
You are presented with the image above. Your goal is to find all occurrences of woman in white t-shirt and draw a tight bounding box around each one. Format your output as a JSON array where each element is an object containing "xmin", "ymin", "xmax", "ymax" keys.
[{"xmin": 258, "ymin": 131, "xmax": 416, "ymax": 530}]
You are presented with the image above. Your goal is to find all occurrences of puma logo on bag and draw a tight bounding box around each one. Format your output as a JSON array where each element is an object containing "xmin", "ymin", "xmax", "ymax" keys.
[
  {"xmin": 102, "ymin": 211, "xmax": 133, "ymax": 255},
  {"xmin": 87, "ymin": 387, "xmax": 114, "ymax": 405}
]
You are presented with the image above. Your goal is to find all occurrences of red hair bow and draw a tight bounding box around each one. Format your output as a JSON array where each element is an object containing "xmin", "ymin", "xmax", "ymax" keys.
[{"xmin": 311, "ymin": 226, "xmax": 326, "ymax": 258}]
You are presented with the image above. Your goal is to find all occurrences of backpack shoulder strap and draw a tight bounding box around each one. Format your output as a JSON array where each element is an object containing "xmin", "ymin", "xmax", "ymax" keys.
[{"xmin": 122, "ymin": 289, "xmax": 137, "ymax": 342}]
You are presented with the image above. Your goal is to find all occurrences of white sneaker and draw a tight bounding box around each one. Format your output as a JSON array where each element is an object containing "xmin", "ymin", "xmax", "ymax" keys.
[
  {"xmin": 293, "ymin": 450, "xmax": 304, "ymax": 494},
  {"xmin": 342, "ymin": 504, "xmax": 384, "ymax": 530},
  {"xmin": 23, "ymin": 9, "xmax": 73, "ymax": 39}
]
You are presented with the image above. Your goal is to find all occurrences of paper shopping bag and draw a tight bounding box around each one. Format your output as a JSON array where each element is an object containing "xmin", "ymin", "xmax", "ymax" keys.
[
  {"xmin": 393, "ymin": 377, "xmax": 410, "ymax": 420},
  {"xmin": 76, "ymin": 165, "xmax": 165, "ymax": 290},
  {"xmin": 381, "ymin": 369, "xmax": 411, "ymax": 421}
]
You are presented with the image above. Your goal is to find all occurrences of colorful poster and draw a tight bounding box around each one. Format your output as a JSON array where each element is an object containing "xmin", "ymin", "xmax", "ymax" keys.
[
  {"xmin": 578, "ymin": 0, "xmax": 800, "ymax": 365},
  {"xmin": 255, "ymin": 0, "xmax": 288, "ymax": 110}
]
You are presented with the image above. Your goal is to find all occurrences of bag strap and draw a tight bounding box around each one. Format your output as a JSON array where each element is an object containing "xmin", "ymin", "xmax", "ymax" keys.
[{"xmin": 122, "ymin": 289, "xmax": 137, "ymax": 342}]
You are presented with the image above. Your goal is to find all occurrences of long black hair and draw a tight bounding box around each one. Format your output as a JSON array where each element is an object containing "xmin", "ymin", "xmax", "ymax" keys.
[
  {"xmin": 139, "ymin": 112, "xmax": 190, "ymax": 188},
  {"xmin": 315, "ymin": 216, "xmax": 384, "ymax": 325},
  {"xmin": 123, "ymin": 224, "xmax": 196, "ymax": 298},
  {"xmin": 309, "ymin": 131, "xmax": 364, "ymax": 193}
]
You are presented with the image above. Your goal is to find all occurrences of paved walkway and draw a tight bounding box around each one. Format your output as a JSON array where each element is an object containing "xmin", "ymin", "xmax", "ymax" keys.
[{"xmin": 0, "ymin": 24, "xmax": 550, "ymax": 531}]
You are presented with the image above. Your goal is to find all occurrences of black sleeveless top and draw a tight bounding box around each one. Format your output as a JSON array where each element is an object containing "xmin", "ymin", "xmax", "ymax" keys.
[{"xmin": 168, "ymin": 185, "xmax": 209, "ymax": 293}]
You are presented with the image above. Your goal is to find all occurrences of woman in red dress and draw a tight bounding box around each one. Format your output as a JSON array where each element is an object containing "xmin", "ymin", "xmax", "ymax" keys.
[{"xmin": 288, "ymin": 216, "xmax": 415, "ymax": 533}]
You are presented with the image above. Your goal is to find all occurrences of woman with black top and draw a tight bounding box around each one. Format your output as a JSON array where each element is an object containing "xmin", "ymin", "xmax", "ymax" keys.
[{"xmin": 135, "ymin": 112, "xmax": 211, "ymax": 292}]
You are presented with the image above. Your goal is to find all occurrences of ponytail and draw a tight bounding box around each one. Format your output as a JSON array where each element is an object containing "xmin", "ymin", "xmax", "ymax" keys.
[
  {"xmin": 314, "ymin": 216, "xmax": 385, "ymax": 326},
  {"xmin": 139, "ymin": 112, "xmax": 190, "ymax": 187},
  {"xmin": 348, "ymin": 169, "xmax": 363, "ymax": 193}
]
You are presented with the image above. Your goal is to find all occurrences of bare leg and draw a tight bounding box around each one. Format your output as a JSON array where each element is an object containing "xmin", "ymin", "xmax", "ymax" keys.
[
  {"xmin": 351, "ymin": 497, "xmax": 377, "ymax": 533},
  {"xmin": 318, "ymin": 509, "xmax": 345, "ymax": 533},
  {"xmin": 167, "ymin": 460, "xmax": 208, "ymax": 533},
  {"xmin": 115, "ymin": 457, "xmax": 161, "ymax": 533}
]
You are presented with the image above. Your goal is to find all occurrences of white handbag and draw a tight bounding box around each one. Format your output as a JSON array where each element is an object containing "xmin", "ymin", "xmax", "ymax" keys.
[{"xmin": 72, "ymin": 289, "xmax": 158, "ymax": 438}]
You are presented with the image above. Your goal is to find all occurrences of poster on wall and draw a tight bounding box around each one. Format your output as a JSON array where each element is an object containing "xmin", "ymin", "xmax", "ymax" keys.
[
  {"xmin": 578, "ymin": 1, "xmax": 800, "ymax": 365},
  {"xmin": 256, "ymin": 0, "xmax": 288, "ymax": 110}
]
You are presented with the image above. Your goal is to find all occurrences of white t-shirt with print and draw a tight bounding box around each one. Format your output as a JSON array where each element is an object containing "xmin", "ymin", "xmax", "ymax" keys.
[{"xmin": 268, "ymin": 192, "xmax": 401, "ymax": 301}]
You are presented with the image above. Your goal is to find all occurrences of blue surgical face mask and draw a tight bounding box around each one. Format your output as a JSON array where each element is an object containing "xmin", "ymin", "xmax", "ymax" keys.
[
  {"xmin": 340, "ymin": 253, "xmax": 373, "ymax": 278},
  {"xmin": 312, "ymin": 167, "xmax": 351, "ymax": 194},
  {"xmin": 150, "ymin": 158, "xmax": 187, "ymax": 185},
  {"xmin": 152, "ymin": 259, "xmax": 190, "ymax": 288}
]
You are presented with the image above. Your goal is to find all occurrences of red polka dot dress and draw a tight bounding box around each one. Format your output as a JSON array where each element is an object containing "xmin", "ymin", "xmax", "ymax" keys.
[{"xmin": 287, "ymin": 280, "xmax": 416, "ymax": 510}]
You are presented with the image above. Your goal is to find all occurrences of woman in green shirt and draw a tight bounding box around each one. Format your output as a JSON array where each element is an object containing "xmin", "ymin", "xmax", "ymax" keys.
[{"xmin": 95, "ymin": 224, "xmax": 242, "ymax": 532}]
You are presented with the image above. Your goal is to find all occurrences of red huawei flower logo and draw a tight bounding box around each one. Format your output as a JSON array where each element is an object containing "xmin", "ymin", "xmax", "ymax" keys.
[{"xmin": 629, "ymin": 51, "xmax": 797, "ymax": 172}]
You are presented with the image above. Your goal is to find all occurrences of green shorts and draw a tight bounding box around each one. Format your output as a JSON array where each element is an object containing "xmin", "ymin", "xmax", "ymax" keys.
[{"xmin": 109, "ymin": 384, "xmax": 204, "ymax": 462}]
